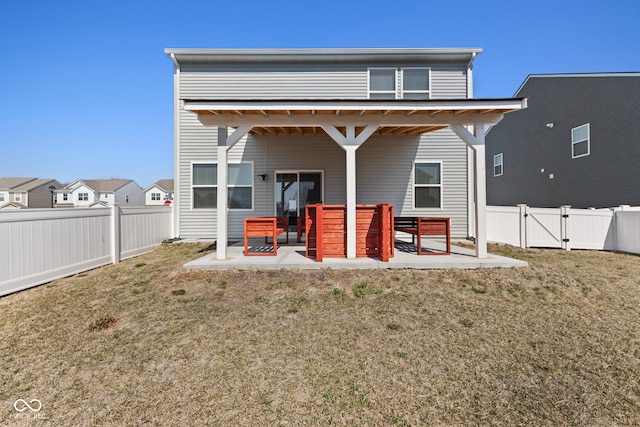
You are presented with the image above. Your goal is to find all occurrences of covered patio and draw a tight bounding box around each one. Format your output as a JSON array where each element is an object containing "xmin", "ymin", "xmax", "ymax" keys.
[{"xmin": 184, "ymin": 98, "xmax": 527, "ymax": 263}]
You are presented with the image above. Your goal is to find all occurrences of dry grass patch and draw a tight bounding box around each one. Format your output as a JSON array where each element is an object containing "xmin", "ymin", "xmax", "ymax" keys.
[{"xmin": 1, "ymin": 243, "xmax": 639, "ymax": 425}]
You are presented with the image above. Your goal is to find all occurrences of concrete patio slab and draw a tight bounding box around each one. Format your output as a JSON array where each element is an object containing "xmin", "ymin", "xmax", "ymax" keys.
[{"xmin": 183, "ymin": 236, "xmax": 527, "ymax": 270}]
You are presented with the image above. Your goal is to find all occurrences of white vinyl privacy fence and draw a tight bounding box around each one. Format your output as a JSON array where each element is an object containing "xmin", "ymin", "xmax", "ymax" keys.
[
  {"xmin": 487, "ymin": 204, "xmax": 640, "ymax": 254},
  {"xmin": 0, "ymin": 205, "xmax": 173, "ymax": 296}
]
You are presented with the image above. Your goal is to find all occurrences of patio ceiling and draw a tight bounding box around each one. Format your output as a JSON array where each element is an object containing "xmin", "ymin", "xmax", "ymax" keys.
[{"xmin": 183, "ymin": 98, "xmax": 527, "ymax": 136}]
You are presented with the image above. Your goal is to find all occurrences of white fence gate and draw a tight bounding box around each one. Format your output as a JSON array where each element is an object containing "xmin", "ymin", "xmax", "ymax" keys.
[
  {"xmin": 487, "ymin": 204, "xmax": 640, "ymax": 254},
  {"xmin": 0, "ymin": 205, "xmax": 173, "ymax": 296}
]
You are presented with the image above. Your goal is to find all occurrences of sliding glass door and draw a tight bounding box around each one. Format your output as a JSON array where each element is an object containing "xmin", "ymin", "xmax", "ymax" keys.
[{"xmin": 275, "ymin": 171, "xmax": 323, "ymax": 228}]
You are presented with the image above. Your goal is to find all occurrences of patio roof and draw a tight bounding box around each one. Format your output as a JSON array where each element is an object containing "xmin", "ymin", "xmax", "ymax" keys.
[
  {"xmin": 183, "ymin": 97, "xmax": 527, "ymax": 261},
  {"xmin": 183, "ymin": 98, "xmax": 527, "ymax": 136}
]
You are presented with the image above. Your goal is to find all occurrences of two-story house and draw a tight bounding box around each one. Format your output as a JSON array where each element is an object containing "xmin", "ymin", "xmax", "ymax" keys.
[
  {"xmin": 54, "ymin": 179, "xmax": 145, "ymax": 208},
  {"xmin": 166, "ymin": 48, "xmax": 526, "ymax": 259},
  {"xmin": 486, "ymin": 73, "xmax": 640, "ymax": 208},
  {"xmin": 144, "ymin": 179, "xmax": 174, "ymax": 206},
  {"xmin": 0, "ymin": 177, "xmax": 62, "ymax": 209}
]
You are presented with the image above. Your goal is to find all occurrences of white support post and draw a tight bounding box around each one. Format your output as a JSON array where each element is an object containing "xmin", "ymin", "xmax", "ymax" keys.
[
  {"xmin": 345, "ymin": 145, "xmax": 357, "ymax": 259},
  {"xmin": 215, "ymin": 125, "xmax": 252, "ymax": 260},
  {"xmin": 450, "ymin": 123, "xmax": 488, "ymax": 258},
  {"xmin": 474, "ymin": 138, "xmax": 487, "ymax": 258},
  {"xmin": 517, "ymin": 204, "xmax": 527, "ymax": 248},
  {"xmin": 111, "ymin": 203, "xmax": 121, "ymax": 264},
  {"xmin": 217, "ymin": 146, "xmax": 229, "ymax": 259},
  {"xmin": 321, "ymin": 124, "xmax": 378, "ymax": 259}
]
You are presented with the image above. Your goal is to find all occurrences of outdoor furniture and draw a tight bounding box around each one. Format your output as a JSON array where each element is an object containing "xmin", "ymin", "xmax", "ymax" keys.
[
  {"xmin": 394, "ymin": 216, "xmax": 451, "ymax": 255},
  {"xmin": 243, "ymin": 216, "xmax": 289, "ymax": 256},
  {"xmin": 305, "ymin": 203, "xmax": 394, "ymax": 262}
]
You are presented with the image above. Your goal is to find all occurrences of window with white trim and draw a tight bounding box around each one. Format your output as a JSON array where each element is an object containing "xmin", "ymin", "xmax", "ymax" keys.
[
  {"xmin": 493, "ymin": 153, "xmax": 503, "ymax": 177},
  {"xmin": 192, "ymin": 163, "xmax": 253, "ymax": 209},
  {"xmin": 15, "ymin": 193, "xmax": 22, "ymax": 202},
  {"xmin": 368, "ymin": 68, "xmax": 396, "ymax": 99},
  {"xmin": 369, "ymin": 68, "xmax": 431, "ymax": 100},
  {"xmin": 402, "ymin": 67, "xmax": 430, "ymax": 99},
  {"xmin": 414, "ymin": 162, "xmax": 442, "ymax": 208},
  {"xmin": 125, "ymin": 195, "xmax": 129, "ymax": 203},
  {"xmin": 78, "ymin": 193, "xmax": 88, "ymax": 201},
  {"xmin": 63, "ymin": 193, "xmax": 68, "ymax": 201},
  {"xmin": 572, "ymin": 123, "xmax": 590, "ymax": 158},
  {"xmin": 151, "ymin": 192, "xmax": 161, "ymax": 201},
  {"xmin": 0, "ymin": 194, "xmax": 4, "ymax": 202}
]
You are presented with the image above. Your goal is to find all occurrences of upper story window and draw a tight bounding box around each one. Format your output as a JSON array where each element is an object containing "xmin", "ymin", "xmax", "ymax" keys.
[
  {"xmin": 402, "ymin": 67, "xmax": 430, "ymax": 99},
  {"xmin": 15, "ymin": 193, "xmax": 22, "ymax": 202},
  {"xmin": 0, "ymin": 193, "xmax": 4, "ymax": 202},
  {"xmin": 151, "ymin": 193, "xmax": 161, "ymax": 201},
  {"xmin": 572, "ymin": 123, "xmax": 590, "ymax": 158},
  {"xmin": 493, "ymin": 153, "xmax": 503, "ymax": 177},
  {"xmin": 368, "ymin": 68, "xmax": 431, "ymax": 100},
  {"xmin": 63, "ymin": 193, "xmax": 68, "ymax": 201},
  {"xmin": 368, "ymin": 68, "xmax": 396, "ymax": 99},
  {"xmin": 78, "ymin": 193, "xmax": 88, "ymax": 201}
]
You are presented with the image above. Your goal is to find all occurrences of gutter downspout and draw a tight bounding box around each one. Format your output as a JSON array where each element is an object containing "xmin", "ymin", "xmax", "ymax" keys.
[
  {"xmin": 466, "ymin": 52, "xmax": 476, "ymax": 239},
  {"xmin": 170, "ymin": 53, "xmax": 180, "ymax": 238}
]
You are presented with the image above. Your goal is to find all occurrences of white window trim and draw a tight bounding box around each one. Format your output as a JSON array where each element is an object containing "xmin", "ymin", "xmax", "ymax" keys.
[
  {"xmin": 493, "ymin": 153, "xmax": 503, "ymax": 177},
  {"xmin": 151, "ymin": 192, "xmax": 161, "ymax": 201},
  {"xmin": 191, "ymin": 161, "xmax": 217, "ymax": 211},
  {"xmin": 401, "ymin": 67, "xmax": 431, "ymax": 99},
  {"xmin": 190, "ymin": 161, "xmax": 254, "ymax": 210},
  {"xmin": 14, "ymin": 193, "xmax": 22, "ymax": 202},
  {"xmin": 367, "ymin": 67, "xmax": 397, "ymax": 99},
  {"xmin": 78, "ymin": 193, "xmax": 88, "ymax": 201},
  {"xmin": 412, "ymin": 160, "xmax": 443, "ymax": 210},
  {"xmin": 571, "ymin": 123, "xmax": 590, "ymax": 159}
]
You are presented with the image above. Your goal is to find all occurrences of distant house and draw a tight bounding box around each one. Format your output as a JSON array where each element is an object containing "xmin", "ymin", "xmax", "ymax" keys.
[
  {"xmin": 0, "ymin": 177, "xmax": 62, "ymax": 209},
  {"xmin": 486, "ymin": 73, "xmax": 640, "ymax": 208},
  {"xmin": 144, "ymin": 179, "xmax": 174, "ymax": 206},
  {"xmin": 54, "ymin": 179, "xmax": 145, "ymax": 208}
]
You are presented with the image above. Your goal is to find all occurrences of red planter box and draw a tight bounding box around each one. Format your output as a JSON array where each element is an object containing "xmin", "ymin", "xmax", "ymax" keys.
[{"xmin": 305, "ymin": 203, "xmax": 394, "ymax": 262}]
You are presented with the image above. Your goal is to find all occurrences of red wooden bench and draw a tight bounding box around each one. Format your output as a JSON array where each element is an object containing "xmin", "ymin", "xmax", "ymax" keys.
[
  {"xmin": 394, "ymin": 216, "xmax": 450, "ymax": 255},
  {"xmin": 243, "ymin": 216, "xmax": 289, "ymax": 256}
]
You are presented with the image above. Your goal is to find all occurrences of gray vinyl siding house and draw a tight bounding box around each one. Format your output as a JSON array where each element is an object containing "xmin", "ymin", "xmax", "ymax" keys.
[
  {"xmin": 167, "ymin": 48, "xmax": 525, "ymax": 258},
  {"xmin": 486, "ymin": 73, "xmax": 640, "ymax": 208}
]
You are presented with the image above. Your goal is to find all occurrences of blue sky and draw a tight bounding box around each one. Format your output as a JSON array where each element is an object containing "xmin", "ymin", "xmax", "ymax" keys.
[{"xmin": 1, "ymin": 0, "xmax": 638, "ymax": 188}]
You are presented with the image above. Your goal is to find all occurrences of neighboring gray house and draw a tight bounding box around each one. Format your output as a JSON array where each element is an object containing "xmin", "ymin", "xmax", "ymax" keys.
[
  {"xmin": 54, "ymin": 179, "xmax": 145, "ymax": 207},
  {"xmin": 486, "ymin": 73, "xmax": 640, "ymax": 208},
  {"xmin": 166, "ymin": 48, "xmax": 525, "ymax": 259},
  {"xmin": 0, "ymin": 177, "xmax": 62, "ymax": 209},
  {"xmin": 145, "ymin": 179, "xmax": 174, "ymax": 206}
]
